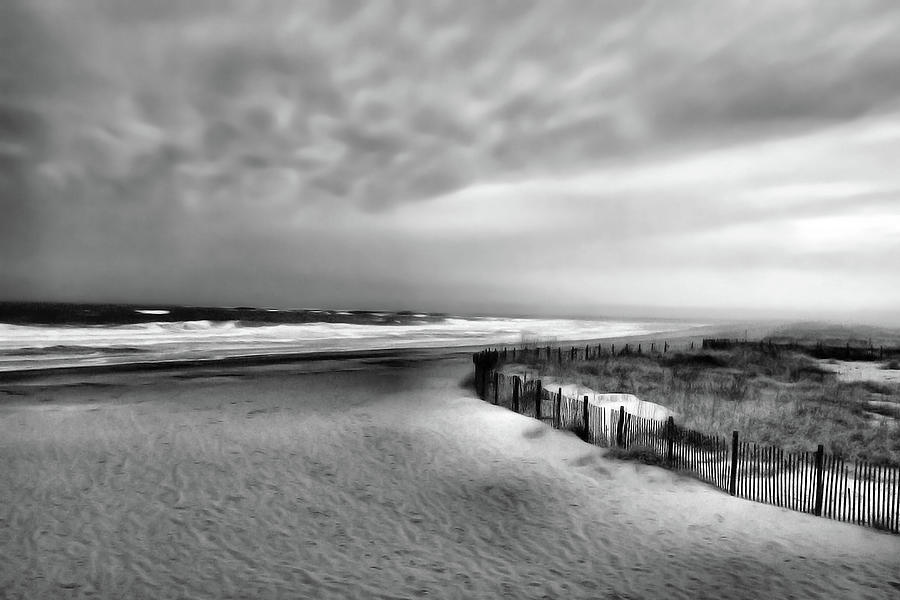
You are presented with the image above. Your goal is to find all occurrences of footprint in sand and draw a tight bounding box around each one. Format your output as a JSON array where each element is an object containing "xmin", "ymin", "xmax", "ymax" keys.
[
  {"xmin": 593, "ymin": 465, "xmax": 612, "ymax": 478},
  {"xmin": 571, "ymin": 453, "xmax": 599, "ymax": 467},
  {"xmin": 522, "ymin": 426, "xmax": 546, "ymax": 439}
]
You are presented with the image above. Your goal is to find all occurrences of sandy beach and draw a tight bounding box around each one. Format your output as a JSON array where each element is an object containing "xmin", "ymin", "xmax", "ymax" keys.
[{"xmin": 2, "ymin": 351, "xmax": 899, "ymax": 599}]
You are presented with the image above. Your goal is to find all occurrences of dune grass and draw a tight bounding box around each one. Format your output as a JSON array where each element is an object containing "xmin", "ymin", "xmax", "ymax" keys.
[{"xmin": 510, "ymin": 346, "xmax": 900, "ymax": 466}]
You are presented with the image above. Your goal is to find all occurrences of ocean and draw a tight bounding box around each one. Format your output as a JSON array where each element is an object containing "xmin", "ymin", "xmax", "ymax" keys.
[{"xmin": 0, "ymin": 302, "xmax": 700, "ymax": 372}]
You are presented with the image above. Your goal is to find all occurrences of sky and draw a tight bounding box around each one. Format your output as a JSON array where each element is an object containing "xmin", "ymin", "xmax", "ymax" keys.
[{"xmin": 2, "ymin": 0, "xmax": 900, "ymax": 322}]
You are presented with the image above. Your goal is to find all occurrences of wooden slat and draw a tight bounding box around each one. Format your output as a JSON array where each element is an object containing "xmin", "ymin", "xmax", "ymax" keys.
[
  {"xmin": 695, "ymin": 433, "xmax": 701, "ymax": 480},
  {"xmin": 868, "ymin": 463, "xmax": 875, "ymax": 528},
  {"xmin": 747, "ymin": 444, "xmax": 754, "ymax": 502},
  {"xmin": 803, "ymin": 451, "xmax": 811, "ymax": 513},
  {"xmin": 863, "ymin": 463, "xmax": 870, "ymax": 528},
  {"xmin": 831, "ymin": 454, "xmax": 841, "ymax": 520},
  {"xmin": 810, "ymin": 451, "xmax": 817, "ymax": 514},
  {"xmin": 775, "ymin": 448, "xmax": 784, "ymax": 507},
  {"xmin": 891, "ymin": 468, "xmax": 900, "ymax": 533},
  {"xmin": 858, "ymin": 461, "xmax": 865, "ymax": 526},
  {"xmin": 772, "ymin": 448, "xmax": 778, "ymax": 507},
  {"xmin": 704, "ymin": 435, "xmax": 710, "ymax": 483},
  {"xmin": 883, "ymin": 464, "xmax": 890, "ymax": 531},
  {"xmin": 755, "ymin": 444, "xmax": 761, "ymax": 503},
  {"xmin": 714, "ymin": 436, "xmax": 720, "ymax": 489},
  {"xmin": 893, "ymin": 466, "xmax": 899, "ymax": 533},
  {"xmin": 747, "ymin": 442, "xmax": 753, "ymax": 500},
  {"xmin": 887, "ymin": 465, "xmax": 893, "ymax": 532},
  {"xmin": 875, "ymin": 464, "xmax": 882, "ymax": 529},
  {"xmin": 744, "ymin": 444, "xmax": 750, "ymax": 501},
  {"xmin": 822, "ymin": 455, "xmax": 837, "ymax": 519},
  {"xmin": 886, "ymin": 465, "xmax": 893, "ymax": 532},
  {"xmin": 887, "ymin": 465, "xmax": 894, "ymax": 532},
  {"xmin": 830, "ymin": 453, "xmax": 839, "ymax": 518},
  {"xmin": 723, "ymin": 436, "xmax": 729, "ymax": 491},
  {"xmin": 782, "ymin": 451, "xmax": 788, "ymax": 510},
  {"xmin": 787, "ymin": 453, "xmax": 794, "ymax": 511},
  {"xmin": 867, "ymin": 462, "xmax": 873, "ymax": 527},
  {"xmin": 776, "ymin": 447, "xmax": 782, "ymax": 507},
  {"xmin": 713, "ymin": 437, "xmax": 719, "ymax": 489},
  {"xmin": 840, "ymin": 458, "xmax": 848, "ymax": 524},
  {"xmin": 694, "ymin": 433, "xmax": 700, "ymax": 477}
]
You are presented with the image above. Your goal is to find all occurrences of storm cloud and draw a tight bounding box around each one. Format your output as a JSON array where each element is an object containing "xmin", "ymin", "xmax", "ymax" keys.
[{"xmin": 2, "ymin": 0, "xmax": 899, "ymax": 320}]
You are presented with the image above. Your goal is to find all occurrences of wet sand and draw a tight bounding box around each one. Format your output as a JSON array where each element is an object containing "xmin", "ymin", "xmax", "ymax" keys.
[{"xmin": 2, "ymin": 351, "xmax": 898, "ymax": 599}]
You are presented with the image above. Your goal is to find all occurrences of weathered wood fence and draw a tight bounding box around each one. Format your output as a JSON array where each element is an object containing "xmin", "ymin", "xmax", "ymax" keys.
[
  {"xmin": 473, "ymin": 349, "xmax": 900, "ymax": 534},
  {"xmin": 472, "ymin": 340, "xmax": 900, "ymax": 363},
  {"xmin": 702, "ymin": 338, "xmax": 900, "ymax": 361}
]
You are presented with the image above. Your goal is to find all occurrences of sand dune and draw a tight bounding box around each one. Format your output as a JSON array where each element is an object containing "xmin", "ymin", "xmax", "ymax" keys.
[{"xmin": 1, "ymin": 354, "xmax": 898, "ymax": 599}]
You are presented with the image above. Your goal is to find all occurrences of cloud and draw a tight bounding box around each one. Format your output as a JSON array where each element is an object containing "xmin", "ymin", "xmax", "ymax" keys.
[{"xmin": 3, "ymin": 0, "xmax": 900, "ymax": 317}]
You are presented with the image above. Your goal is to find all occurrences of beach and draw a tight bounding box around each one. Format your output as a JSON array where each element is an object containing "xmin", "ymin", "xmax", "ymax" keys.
[{"xmin": 2, "ymin": 350, "xmax": 899, "ymax": 599}]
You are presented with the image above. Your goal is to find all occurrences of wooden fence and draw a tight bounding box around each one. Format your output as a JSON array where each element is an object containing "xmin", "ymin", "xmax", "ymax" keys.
[
  {"xmin": 473, "ymin": 350, "xmax": 900, "ymax": 534},
  {"xmin": 702, "ymin": 338, "xmax": 900, "ymax": 361},
  {"xmin": 482, "ymin": 341, "xmax": 689, "ymax": 366},
  {"xmin": 476, "ymin": 339, "xmax": 900, "ymax": 364}
]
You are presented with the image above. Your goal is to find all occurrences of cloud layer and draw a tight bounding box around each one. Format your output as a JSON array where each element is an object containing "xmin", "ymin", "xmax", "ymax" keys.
[{"xmin": 2, "ymin": 0, "xmax": 900, "ymax": 319}]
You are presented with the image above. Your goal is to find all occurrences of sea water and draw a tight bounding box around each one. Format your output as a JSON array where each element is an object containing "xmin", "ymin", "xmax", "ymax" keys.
[{"xmin": 0, "ymin": 302, "xmax": 700, "ymax": 372}]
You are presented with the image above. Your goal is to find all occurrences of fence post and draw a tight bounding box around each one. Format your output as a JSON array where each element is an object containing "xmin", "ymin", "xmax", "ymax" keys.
[
  {"xmin": 611, "ymin": 343, "xmax": 615, "ymax": 355},
  {"xmin": 664, "ymin": 341, "xmax": 669, "ymax": 353},
  {"xmin": 582, "ymin": 395, "xmax": 590, "ymax": 442},
  {"xmin": 493, "ymin": 372, "xmax": 498, "ymax": 405},
  {"xmin": 570, "ymin": 347, "xmax": 576, "ymax": 361},
  {"xmin": 666, "ymin": 416, "xmax": 675, "ymax": 467},
  {"xmin": 512, "ymin": 377, "xmax": 520, "ymax": 413},
  {"xmin": 557, "ymin": 347, "xmax": 562, "ymax": 363},
  {"xmin": 729, "ymin": 431, "xmax": 739, "ymax": 496},
  {"xmin": 555, "ymin": 387, "xmax": 562, "ymax": 428},
  {"xmin": 473, "ymin": 357, "xmax": 480, "ymax": 397},
  {"xmin": 616, "ymin": 405, "xmax": 625, "ymax": 447},
  {"xmin": 535, "ymin": 380, "xmax": 542, "ymax": 420},
  {"xmin": 814, "ymin": 444, "xmax": 825, "ymax": 516}
]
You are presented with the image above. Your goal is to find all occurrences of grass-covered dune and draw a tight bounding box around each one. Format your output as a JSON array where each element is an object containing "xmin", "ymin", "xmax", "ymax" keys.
[{"xmin": 508, "ymin": 345, "xmax": 900, "ymax": 466}]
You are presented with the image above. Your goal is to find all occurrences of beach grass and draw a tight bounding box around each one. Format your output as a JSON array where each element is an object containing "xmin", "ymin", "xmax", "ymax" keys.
[{"xmin": 510, "ymin": 345, "xmax": 900, "ymax": 466}]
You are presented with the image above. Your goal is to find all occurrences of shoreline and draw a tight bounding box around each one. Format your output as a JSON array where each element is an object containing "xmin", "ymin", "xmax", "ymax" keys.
[{"xmin": 0, "ymin": 322, "xmax": 750, "ymax": 383}]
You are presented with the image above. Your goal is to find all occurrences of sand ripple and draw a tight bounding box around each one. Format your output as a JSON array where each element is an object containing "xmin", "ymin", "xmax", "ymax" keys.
[{"xmin": 2, "ymin": 359, "xmax": 899, "ymax": 599}]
